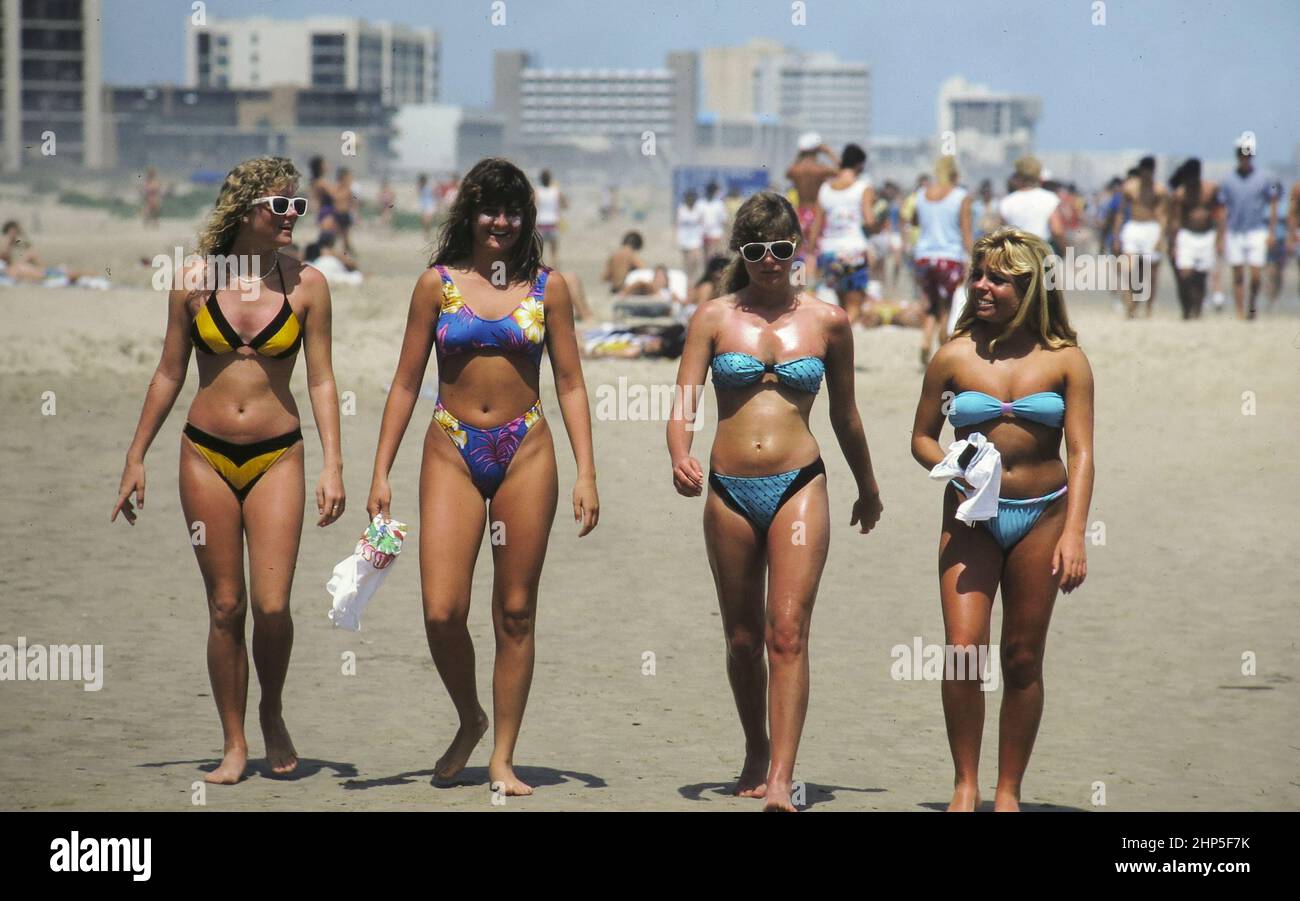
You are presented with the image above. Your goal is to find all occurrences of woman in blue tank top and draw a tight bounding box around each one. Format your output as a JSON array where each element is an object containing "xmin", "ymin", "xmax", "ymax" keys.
[
  {"xmin": 668, "ymin": 191, "xmax": 883, "ymax": 811},
  {"xmin": 910, "ymin": 227, "xmax": 1095, "ymax": 811},
  {"xmin": 367, "ymin": 158, "xmax": 599, "ymax": 798}
]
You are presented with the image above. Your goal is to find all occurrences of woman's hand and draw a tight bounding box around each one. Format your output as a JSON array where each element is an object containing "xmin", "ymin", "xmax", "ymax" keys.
[
  {"xmin": 316, "ymin": 467, "xmax": 346, "ymax": 527},
  {"xmin": 672, "ymin": 455, "xmax": 704, "ymax": 497},
  {"xmin": 1053, "ymin": 531, "xmax": 1088, "ymax": 593},
  {"xmin": 111, "ymin": 460, "xmax": 146, "ymax": 525},
  {"xmin": 366, "ymin": 474, "xmax": 391, "ymax": 523},
  {"xmin": 573, "ymin": 473, "xmax": 599, "ymax": 537},
  {"xmin": 850, "ymin": 487, "xmax": 883, "ymax": 534}
]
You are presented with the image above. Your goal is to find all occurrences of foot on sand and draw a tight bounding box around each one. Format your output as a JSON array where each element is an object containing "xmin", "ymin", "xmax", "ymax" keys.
[
  {"xmin": 488, "ymin": 760, "xmax": 534, "ymax": 797},
  {"xmin": 433, "ymin": 709, "xmax": 489, "ymax": 781},
  {"xmin": 205, "ymin": 745, "xmax": 248, "ymax": 785},
  {"xmin": 762, "ymin": 779, "xmax": 798, "ymax": 812},
  {"xmin": 947, "ymin": 783, "xmax": 981, "ymax": 812},
  {"xmin": 993, "ymin": 786, "xmax": 1021, "ymax": 812},
  {"xmin": 259, "ymin": 705, "xmax": 298, "ymax": 776},
  {"xmin": 736, "ymin": 745, "xmax": 769, "ymax": 798}
]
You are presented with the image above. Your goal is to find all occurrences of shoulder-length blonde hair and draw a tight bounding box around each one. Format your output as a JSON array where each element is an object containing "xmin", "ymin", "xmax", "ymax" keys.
[
  {"xmin": 952, "ymin": 227, "xmax": 1077, "ymax": 350},
  {"xmin": 196, "ymin": 156, "xmax": 300, "ymax": 257}
]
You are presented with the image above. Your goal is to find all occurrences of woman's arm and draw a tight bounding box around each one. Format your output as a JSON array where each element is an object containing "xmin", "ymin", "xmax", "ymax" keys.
[
  {"xmin": 824, "ymin": 304, "xmax": 882, "ymax": 532},
  {"xmin": 1055, "ymin": 346, "xmax": 1096, "ymax": 592},
  {"xmin": 910, "ymin": 342, "xmax": 955, "ymax": 471},
  {"xmin": 366, "ymin": 267, "xmax": 439, "ymax": 519},
  {"xmin": 666, "ymin": 302, "xmax": 717, "ymax": 496},
  {"xmin": 543, "ymin": 272, "xmax": 599, "ymax": 536},
  {"xmin": 298, "ymin": 264, "xmax": 345, "ymax": 526},
  {"xmin": 112, "ymin": 276, "xmax": 197, "ymax": 523}
]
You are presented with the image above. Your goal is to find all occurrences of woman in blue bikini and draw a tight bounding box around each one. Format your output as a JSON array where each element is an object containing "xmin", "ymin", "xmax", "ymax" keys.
[
  {"xmin": 367, "ymin": 158, "xmax": 599, "ymax": 796},
  {"xmin": 668, "ymin": 191, "xmax": 883, "ymax": 812},
  {"xmin": 910, "ymin": 227, "xmax": 1094, "ymax": 812}
]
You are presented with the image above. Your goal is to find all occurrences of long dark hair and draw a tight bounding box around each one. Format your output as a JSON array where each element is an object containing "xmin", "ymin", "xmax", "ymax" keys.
[
  {"xmin": 721, "ymin": 191, "xmax": 802, "ymax": 294},
  {"xmin": 429, "ymin": 158, "xmax": 543, "ymax": 284}
]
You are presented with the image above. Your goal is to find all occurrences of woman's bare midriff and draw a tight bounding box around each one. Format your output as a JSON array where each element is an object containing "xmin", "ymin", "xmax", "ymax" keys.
[
  {"xmin": 956, "ymin": 418, "xmax": 1066, "ymax": 498},
  {"xmin": 437, "ymin": 353, "xmax": 541, "ymax": 426},
  {"xmin": 187, "ymin": 353, "xmax": 300, "ymax": 440},
  {"xmin": 711, "ymin": 385, "xmax": 820, "ymax": 476}
]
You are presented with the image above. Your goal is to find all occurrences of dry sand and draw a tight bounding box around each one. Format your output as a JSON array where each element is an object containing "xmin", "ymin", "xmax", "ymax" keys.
[{"xmin": 1, "ymin": 190, "xmax": 1297, "ymax": 811}]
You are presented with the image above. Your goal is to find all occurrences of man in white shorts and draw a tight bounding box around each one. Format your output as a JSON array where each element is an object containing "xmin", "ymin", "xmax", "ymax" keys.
[
  {"xmin": 1217, "ymin": 143, "xmax": 1281, "ymax": 320},
  {"xmin": 1114, "ymin": 156, "xmax": 1167, "ymax": 318}
]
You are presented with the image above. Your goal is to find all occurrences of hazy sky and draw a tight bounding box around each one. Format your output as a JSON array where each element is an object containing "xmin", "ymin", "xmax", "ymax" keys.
[{"xmin": 104, "ymin": 0, "xmax": 1300, "ymax": 165}]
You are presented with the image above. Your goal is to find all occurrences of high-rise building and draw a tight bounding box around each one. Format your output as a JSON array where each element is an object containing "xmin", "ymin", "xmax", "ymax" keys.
[
  {"xmin": 699, "ymin": 38, "xmax": 785, "ymax": 120},
  {"xmin": 753, "ymin": 50, "xmax": 871, "ymax": 152},
  {"xmin": 937, "ymin": 76, "xmax": 1040, "ymax": 170},
  {"xmin": 492, "ymin": 49, "xmax": 697, "ymax": 163},
  {"xmin": 186, "ymin": 15, "xmax": 438, "ymax": 106},
  {"xmin": 1, "ymin": 0, "xmax": 103, "ymax": 171}
]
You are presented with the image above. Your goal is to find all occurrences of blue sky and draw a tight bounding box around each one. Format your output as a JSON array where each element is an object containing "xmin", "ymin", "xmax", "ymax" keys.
[{"xmin": 103, "ymin": 0, "xmax": 1300, "ymax": 165}]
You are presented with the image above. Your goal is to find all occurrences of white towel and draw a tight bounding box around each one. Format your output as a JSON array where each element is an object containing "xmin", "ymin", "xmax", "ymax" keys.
[
  {"xmin": 929, "ymin": 432, "xmax": 1002, "ymax": 524},
  {"xmin": 327, "ymin": 515, "xmax": 408, "ymax": 632}
]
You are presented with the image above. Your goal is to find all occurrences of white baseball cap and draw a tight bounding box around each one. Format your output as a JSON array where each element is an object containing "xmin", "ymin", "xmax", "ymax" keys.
[{"xmin": 798, "ymin": 132, "xmax": 822, "ymax": 152}]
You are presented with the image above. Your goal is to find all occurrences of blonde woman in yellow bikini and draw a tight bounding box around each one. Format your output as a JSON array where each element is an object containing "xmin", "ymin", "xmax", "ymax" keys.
[{"xmin": 113, "ymin": 156, "xmax": 346, "ymax": 784}]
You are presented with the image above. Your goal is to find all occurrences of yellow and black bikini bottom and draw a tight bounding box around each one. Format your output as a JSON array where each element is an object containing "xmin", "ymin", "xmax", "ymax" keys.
[{"xmin": 183, "ymin": 422, "xmax": 302, "ymax": 503}]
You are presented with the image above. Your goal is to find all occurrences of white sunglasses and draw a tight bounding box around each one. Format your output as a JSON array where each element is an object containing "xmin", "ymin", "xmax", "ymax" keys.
[
  {"xmin": 739, "ymin": 239, "xmax": 798, "ymax": 262},
  {"xmin": 252, "ymin": 195, "xmax": 308, "ymax": 216}
]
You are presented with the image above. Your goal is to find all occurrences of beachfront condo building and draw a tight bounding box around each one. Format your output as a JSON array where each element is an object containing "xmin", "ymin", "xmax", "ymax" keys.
[
  {"xmin": 0, "ymin": 0, "xmax": 103, "ymax": 171},
  {"xmin": 185, "ymin": 15, "xmax": 438, "ymax": 108}
]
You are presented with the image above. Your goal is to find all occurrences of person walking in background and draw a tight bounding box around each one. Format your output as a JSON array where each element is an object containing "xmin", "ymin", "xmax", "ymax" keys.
[
  {"xmin": 702, "ymin": 181, "xmax": 729, "ymax": 260},
  {"xmin": 1217, "ymin": 142, "xmax": 1281, "ymax": 320},
  {"xmin": 808, "ymin": 143, "xmax": 875, "ymax": 323},
  {"xmin": 677, "ymin": 189, "xmax": 706, "ymax": 285},
  {"xmin": 912, "ymin": 155, "xmax": 973, "ymax": 365},
  {"xmin": 535, "ymin": 169, "xmax": 565, "ymax": 267},
  {"xmin": 1167, "ymin": 158, "xmax": 1219, "ymax": 319}
]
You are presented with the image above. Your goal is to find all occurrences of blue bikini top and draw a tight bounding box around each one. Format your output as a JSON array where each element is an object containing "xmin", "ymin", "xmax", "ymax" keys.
[
  {"xmin": 711, "ymin": 352, "xmax": 825, "ymax": 394},
  {"xmin": 949, "ymin": 390, "xmax": 1065, "ymax": 428},
  {"xmin": 433, "ymin": 264, "xmax": 548, "ymax": 367}
]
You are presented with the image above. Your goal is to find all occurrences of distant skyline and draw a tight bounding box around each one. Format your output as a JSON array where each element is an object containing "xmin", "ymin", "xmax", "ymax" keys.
[{"xmin": 103, "ymin": 0, "xmax": 1300, "ymax": 166}]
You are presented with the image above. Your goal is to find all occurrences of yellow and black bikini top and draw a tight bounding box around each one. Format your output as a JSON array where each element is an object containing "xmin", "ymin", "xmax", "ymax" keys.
[{"xmin": 190, "ymin": 259, "xmax": 302, "ymax": 358}]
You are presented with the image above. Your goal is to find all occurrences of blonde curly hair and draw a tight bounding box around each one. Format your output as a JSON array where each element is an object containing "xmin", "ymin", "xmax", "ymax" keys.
[{"xmin": 196, "ymin": 156, "xmax": 300, "ymax": 257}]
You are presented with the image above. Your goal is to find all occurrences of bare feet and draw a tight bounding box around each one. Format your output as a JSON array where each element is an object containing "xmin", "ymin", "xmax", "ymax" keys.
[
  {"xmin": 948, "ymin": 783, "xmax": 981, "ymax": 812},
  {"xmin": 763, "ymin": 779, "xmax": 798, "ymax": 812},
  {"xmin": 736, "ymin": 745, "xmax": 769, "ymax": 798},
  {"xmin": 433, "ymin": 709, "xmax": 489, "ymax": 781},
  {"xmin": 488, "ymin": 759, "xmax": 534, "ymax": 797},
  {"xmin": 205, "ymin": 745, "xmax": 247, "ymax": 785},
  {"xmin": 259, "ymin": 705, "xmax": 298, "ymax": 776},
  {"xmin": 993, "ymin": 786, "xmax": 1020, "ymax": 812}
]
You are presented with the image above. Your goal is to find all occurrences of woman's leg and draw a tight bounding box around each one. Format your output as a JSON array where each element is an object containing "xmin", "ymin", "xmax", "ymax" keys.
[
  {"xmin": 179, "ymin": 436, "xmax": 250, "ymax": 784},
  {"xmin": 241, "ymin": 441, "xmax": 305, "ymax": 775},
  {"xmin": 842, "ymin": 288, "xmax": 866, "ymax": 326},
  {"xmin": 938, "ymin": 486, "xmax": 1001, "ymax": 811},
  {"xmin": 420, "ymin": 421, "xmax": 491, "ymax": 780},
  {"xmin": 762, "ymin": 473, "xmax": 830, "ymax": 812},
  {"xmin": 704, "ymin": 487, "xmax": 769, "ymax": 797},
  {"xmin": 994, "ymin": 493, "xmax": 1068, "ymax": 811},
  {"xmin": 481, "ymin": 421, "xmax": 559, "ymax": 795}
]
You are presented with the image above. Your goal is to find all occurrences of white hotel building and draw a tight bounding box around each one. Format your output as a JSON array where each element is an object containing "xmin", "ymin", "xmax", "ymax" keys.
[{"xmin": 185, "ymin": 15, "xmax": 438, "ymax": 107}]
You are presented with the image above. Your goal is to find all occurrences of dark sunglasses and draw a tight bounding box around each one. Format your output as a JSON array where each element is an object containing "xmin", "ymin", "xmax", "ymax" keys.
[{"xmin": 739, "ymin": 240, "xmax": 798, "ymax": 263}]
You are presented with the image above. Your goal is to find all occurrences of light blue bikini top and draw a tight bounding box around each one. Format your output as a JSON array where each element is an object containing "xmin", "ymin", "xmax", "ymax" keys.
[
  {"xmin": 711, "ymin": 352, "xmax": 825, "ymax": 394},
  {"xmin": 949, "ymin": 390, "xmax": 1065, "ymax": 428}
]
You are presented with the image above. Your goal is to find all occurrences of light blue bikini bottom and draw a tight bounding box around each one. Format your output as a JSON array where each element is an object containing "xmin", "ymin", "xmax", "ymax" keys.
[{"xmin": 950, "ymin": 480, "xmax": 1068, "ymax": 550}]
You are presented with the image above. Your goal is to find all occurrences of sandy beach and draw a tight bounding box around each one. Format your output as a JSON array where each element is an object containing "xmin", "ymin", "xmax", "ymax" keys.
[{"xmin": 1, "ymin": 190, "xmax": 1297, "ymax": 812}]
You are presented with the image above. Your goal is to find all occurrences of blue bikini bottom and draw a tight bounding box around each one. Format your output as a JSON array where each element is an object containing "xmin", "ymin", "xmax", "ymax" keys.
[
  {"xmin": 950, "ymin": 480, "xmax": 1068, "ymax": 550},
  {"xmin": 710, "ymin": 458, "xmax": 825, "ymax": 533}
]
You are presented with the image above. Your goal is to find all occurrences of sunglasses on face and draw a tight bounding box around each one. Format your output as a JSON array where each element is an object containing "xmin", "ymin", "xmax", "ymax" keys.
[
  {"xmin": 252, "ymin": 195, "xmax": 308, "ymax": 216},
  {"xmin": 738, "ymin": 239, "xmax": 798, "ymax": 263}
]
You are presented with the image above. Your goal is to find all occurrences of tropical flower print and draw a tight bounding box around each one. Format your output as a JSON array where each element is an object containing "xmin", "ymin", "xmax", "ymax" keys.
[
  {"xmin": 440, "ymin": 275, "xmax": 465, "ymax": 314},
  {"xmin": 433, "ymin": 405, "xmax": 467, "ymax": 449},
  {"xmin": 512, "ymin": 298, "xmax": 545, "ymax": 344}
]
